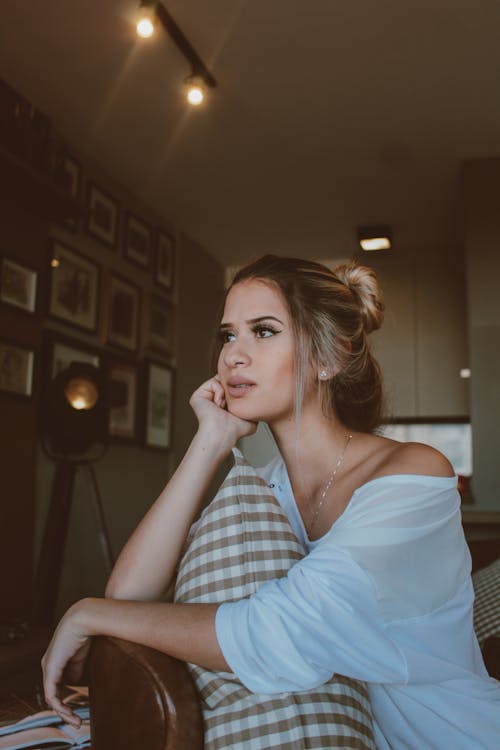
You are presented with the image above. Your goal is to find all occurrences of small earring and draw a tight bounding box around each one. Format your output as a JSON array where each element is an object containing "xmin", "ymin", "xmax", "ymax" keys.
[{"xmin": 319, "ymin": 369, "xmax": 329, "ymax": 380}]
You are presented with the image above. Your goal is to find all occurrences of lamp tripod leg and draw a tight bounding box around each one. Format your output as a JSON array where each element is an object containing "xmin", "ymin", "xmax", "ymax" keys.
[
  {"xmin": 86, "ymin": 464, "xmax": 114, "ymax": 577},
  {"xmin": 32, "ymin": 460, "xmax": 76, "ymax": 626}
]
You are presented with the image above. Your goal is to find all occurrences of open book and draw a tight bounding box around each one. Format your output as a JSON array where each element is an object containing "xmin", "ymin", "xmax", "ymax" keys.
[{"xmin": 0, "ymin": 705, "xmax": 90, "ymax": 749}]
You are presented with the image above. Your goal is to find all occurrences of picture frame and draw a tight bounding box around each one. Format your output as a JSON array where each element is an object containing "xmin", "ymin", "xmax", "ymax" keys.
[
  {"xmin": 86, "ymin": 181, "xmax": 119, "ymax": 249},
  {"xmin": 50, "ymin": 336, "xmax": 100, "ymax": 379},
  {"xmin": 107, "ymin": 359, "xmax": 138, "ymax": 441},
  {"xmin": 61, "ymin": 154, "xmax": 81, "ymax": 231},
  {"xmin": 0, "ymin": 340, "xmax": 34, "ymax": 397},
  {"xmin": 105, "ymin": 273, "xmax": 140, "ymax": 352},
  {"xmin": 0, "ymin": 257, "xmax": 37, "ymax": 313},
  {"xmin": 144, "ymin": 361, "xmax": 174, "ymax": 449},
  {"xmin": 48, "ymin": 241, "xmax": 100, "ymax": 333},
  {"xmin": 155, "ymin": 231, "xmax": 175, "ymax": 291},
  {"xmin": 146, "ymin": 294, "xmax": 175, "ymax": 355},
  {"xmin": 124, "ymin": 212, "xmax": 152, "ymax": 269}
]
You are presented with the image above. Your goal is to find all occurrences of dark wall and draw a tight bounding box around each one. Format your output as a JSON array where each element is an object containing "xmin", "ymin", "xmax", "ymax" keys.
[
  {"xmin": 0, "ymin": 87, "xmax": 224, "ymax": 622},
  {"xmin": 0, "ymin": 197, "xmax": 47, "ymax": 619}
]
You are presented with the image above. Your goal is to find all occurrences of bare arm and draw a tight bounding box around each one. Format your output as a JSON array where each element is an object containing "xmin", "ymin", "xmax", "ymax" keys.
[
  {"xmin": 105, "ymin": 430, "xmax": 227, "ymax": 601},
  {"xmin": 41, "ymin": 597, "xmax": 229, "ymax": 725},
  {"xmin": 105, "ymin": 377, "xmax": 256, "ymax": 601}
]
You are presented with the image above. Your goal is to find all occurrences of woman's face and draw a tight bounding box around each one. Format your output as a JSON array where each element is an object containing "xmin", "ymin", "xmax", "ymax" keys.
[{"xmin": 217, "ymin": 279, "xmax": 298, "ymax": 425}]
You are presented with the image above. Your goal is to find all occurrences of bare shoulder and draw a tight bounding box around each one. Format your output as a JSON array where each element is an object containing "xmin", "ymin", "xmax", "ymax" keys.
[{"xmin": 381, "ymin": 440, "xmax": 455, "ymax": 479}]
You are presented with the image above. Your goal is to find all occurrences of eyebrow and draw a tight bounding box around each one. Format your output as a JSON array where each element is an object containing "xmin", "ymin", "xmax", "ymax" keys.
[{"xmin": 218, "ymin": 315, "xmax": 285, "ymax": 330}]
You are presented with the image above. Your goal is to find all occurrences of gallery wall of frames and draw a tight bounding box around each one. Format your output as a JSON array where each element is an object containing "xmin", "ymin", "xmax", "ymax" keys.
[
  {"xmin": 0, "ymin": 92, "xmax": 177, "ymax": 453},
  {"xmin": 0, "ymin": 78, "xmax": 179, "ymax": 617}
]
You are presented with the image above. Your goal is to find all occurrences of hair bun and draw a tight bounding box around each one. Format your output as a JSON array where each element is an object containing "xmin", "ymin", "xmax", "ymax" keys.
[{"xmin": 334, "ymin": 262, "xmax": 384, "ymax": 333}]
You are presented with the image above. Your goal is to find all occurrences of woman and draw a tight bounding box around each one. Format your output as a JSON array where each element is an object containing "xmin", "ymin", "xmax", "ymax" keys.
[{"xmin": 42, "ymin": 255, "xmax": 500, "ymax": 749}]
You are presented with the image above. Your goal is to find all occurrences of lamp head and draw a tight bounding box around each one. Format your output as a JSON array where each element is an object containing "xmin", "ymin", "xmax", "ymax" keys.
[{"xmin": 42, "ymin": 362, "xmax": 108, "ymax": 457}]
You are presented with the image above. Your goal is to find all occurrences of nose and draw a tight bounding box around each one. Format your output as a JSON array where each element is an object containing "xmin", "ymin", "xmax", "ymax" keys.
[{"xmin": 222, "ymin": 341, "xmax": 251, "ymax": 369}]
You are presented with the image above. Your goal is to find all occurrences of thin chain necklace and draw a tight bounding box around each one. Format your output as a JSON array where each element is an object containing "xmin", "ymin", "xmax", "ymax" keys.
[{"xmin": 308, "ymin": 433, "xmax": 353, "ymax": 535}]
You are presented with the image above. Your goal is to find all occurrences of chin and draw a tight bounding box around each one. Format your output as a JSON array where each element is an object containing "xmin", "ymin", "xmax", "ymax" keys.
[{"xmin": 227, "ymin": 402, "xmax": 261, "ymax": 422}]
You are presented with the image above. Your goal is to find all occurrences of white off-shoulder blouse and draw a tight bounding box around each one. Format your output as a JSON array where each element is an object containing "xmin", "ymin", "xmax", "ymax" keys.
[{"xmin": 215, "ymin": 456, "xmax": 500, "ymax": 750}]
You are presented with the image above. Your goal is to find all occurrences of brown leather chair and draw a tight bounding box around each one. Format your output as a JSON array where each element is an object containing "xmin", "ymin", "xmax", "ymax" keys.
[{"xmin": 89, "ymin": 636, "xmax": 203, "ymax": 750}]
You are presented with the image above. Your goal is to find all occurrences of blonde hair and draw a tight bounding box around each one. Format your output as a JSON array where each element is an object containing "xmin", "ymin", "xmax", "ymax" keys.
[{"xmin": 223, "ymin": 254, "xmax": 385, "ymax": 432}]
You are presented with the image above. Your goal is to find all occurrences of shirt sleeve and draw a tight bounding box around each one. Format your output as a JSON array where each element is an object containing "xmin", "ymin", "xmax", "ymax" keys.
[{"xmin": 215, "ymin": 542, "xmax": 408, "ymax": 693}]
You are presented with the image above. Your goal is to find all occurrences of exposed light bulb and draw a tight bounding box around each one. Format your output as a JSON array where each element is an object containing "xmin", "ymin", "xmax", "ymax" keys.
[
  {"xmin": 187, "ymin": 85, "xmax": 204, "ymax": 105},
  {"xmin": 185, "ymin": 75, "xmax": 206, "ymax": 106},
  {"xmin": 51, "ymin": 258, "xmax": 60, "ymax": 268},
  {"xmin": 137, "ymin": 17, "xmax": 155, "ymax": 37},
  {"xmin": 136, "ymin": 6, "xmax": 155, "ymax": 38}
]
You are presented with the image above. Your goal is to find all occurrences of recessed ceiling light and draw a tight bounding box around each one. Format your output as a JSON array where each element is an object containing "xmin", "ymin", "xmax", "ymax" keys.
[{"xmin": 358, "ymin": 226, "xmax": 392, "ymax": 252}]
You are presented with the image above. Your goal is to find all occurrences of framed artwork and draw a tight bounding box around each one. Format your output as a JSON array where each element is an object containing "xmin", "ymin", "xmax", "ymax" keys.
[
  {"xmin": 0, "ymin": 340, "xmax": 34, "ymax": 397},
  {"xmin": 155, "ymin": 231, "xmax": 175, "ymax": 291},
  {"xmin": 48, "ymin": 241, "xmax": 100, "ymax": 332},
  {"xmin": 145, "ymin": 361, "xmax": 174, "ymax": 449},
  {"xmin": 146, "ymin": 294, "xmax": 175, "ymax": 355},
  {"xmin": 61, "ymin": 155, "xmax": 81, "ymax": 231},
  {"xmin": 108, "ymin": 359, "xmax": 138, "ymax": 441},
  {"xmin": 50, "ymin": 337, "xmax": 100, "ymax": 379},
  {"xmin": 124, "ymin": 212, "xmax": 152, "ymax": 268},
  {"xmin": 105, "ymin": 274, "xmax": 140, "ymax": 352},
  {"xmin": 0, "ymin": 257, "xmax": 37, "ymax": 313},
  {"xmin": 87, "ymin": 182, "xmax": 119, "ymax": 249}
]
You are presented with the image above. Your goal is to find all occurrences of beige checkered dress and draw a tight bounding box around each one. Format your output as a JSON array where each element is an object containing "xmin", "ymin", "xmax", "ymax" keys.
[
  {"xmin": 175, "ymin": 449, "xmax": 375, "ymax": 750},
  {"xmin": 473, "ymin": 557, "xmax": 500, "ymax": 647}
]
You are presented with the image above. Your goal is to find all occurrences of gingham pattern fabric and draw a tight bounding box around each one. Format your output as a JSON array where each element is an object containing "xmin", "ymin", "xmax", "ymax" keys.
[
  {"xmin": 473, "ymin": 557, "xmax": 500, "ymax": 646},
  {"xmin": 174, "ymin": 448, "xmax": 375, "ymax": 750}
]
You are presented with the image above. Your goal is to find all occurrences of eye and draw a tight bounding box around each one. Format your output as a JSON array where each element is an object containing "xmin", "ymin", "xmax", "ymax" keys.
[
  {"xmin": 217, "ymin": 329, "xmax": 236, "ymax": 344},
  {"xmin": 252, "ymin": 324, "xmax": 280, "ymax": 339}
]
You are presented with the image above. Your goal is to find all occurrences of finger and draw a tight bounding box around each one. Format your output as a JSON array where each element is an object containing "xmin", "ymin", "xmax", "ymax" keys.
[
  {"xmin": 43, "ymin": 661, "xmax": 72, "ymax": 718},
  {"xmin": 213, "ymin": 376, "xmax": 226, "ymax": 405},
  {"xmin": 195, "ymin": 377, "xmax": 226, "ymax": 407},
  {"xmin": 46, "ymin": 690, "xmax": 81, "ymax": 726},
  {"xmin": 214, "ymin": 384, "xmax": 226, "ymax": 408}
]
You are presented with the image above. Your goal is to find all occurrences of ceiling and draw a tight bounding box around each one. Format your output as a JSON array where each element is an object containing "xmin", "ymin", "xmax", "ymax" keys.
[{"xmin": 1, "ymin": 0, "xmax": 500, "ymax": 267}]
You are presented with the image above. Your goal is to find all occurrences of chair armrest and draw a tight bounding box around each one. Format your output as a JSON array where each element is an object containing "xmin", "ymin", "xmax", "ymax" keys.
[{"xmin": 89, "ymin": 636, "xmax": 203, "ymax": 750}]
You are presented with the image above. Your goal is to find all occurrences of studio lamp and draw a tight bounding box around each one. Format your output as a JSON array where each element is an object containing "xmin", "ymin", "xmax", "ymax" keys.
[
  {"xmin": 34, "ymin": 362, "xmax": 125, "ymax": 625},
  {"xmin": 358, "ymin": 226, "xmax": 392, "ymax": 252},
  {"xmin": 42, "ymin": 362, "xmax": 108, "ymax": 457}
]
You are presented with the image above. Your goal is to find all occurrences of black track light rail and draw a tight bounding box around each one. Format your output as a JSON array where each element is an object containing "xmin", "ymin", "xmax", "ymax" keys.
[{"xmin": 155, "ymin": 2, "xmax": 217, "ymax": 88}]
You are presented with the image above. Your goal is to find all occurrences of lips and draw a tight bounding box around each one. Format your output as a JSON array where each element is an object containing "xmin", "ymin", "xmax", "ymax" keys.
[{"xmin": 226, "ymin": 376, "xmax": 256, "ymax": 398}]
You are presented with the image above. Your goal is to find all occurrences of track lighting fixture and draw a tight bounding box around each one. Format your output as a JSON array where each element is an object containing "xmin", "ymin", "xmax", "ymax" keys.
[{"xmin": 136, "ymin": 1, "xmax": 217, "ymax": 104}]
